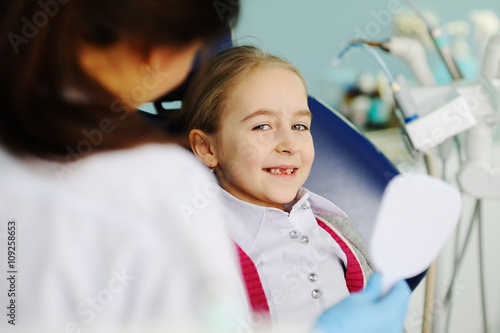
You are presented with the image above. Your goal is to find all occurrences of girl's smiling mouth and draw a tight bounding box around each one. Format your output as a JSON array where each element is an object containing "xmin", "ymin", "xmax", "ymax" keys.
[{"xmin": 263, "ymin": 167, "xmax": 298, "ymax": 175}]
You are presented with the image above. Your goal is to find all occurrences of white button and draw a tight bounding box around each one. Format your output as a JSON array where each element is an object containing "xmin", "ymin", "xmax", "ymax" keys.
[
  {"xmin": 301, "ymin": 203, "xmax": 310, "ymax": 210},
  {"xmin": 308, "ymin": 273, "xmax": 318, "ymax": 282},
  {"xmin": 299, "ymin": 235, "xmax": 310, "ymax": 244},
  {"xmin": 289, "ymin": 230, "xmax": 299, "ymax": 239},
  {"xmin": 311, "ymin": 289, "xmax": 323, "ymax": 299}
]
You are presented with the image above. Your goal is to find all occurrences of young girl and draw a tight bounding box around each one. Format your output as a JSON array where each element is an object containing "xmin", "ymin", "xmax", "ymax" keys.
[{"xmin": 181, "ymin": 46, "xmax": 374, "ymax": 332}]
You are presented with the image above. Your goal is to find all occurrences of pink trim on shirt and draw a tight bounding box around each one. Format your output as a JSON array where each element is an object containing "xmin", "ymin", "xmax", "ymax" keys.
[
  {"xmin": 235, "ymin": 216, "xmax": 366, "ymax": 315},
  {"xmin": 316, "ymin": 218, "xmax": 365, "ymax": 292},
  {"xmin": 235, "ymin": 243, "xmax": 270, "ymax": 314}
]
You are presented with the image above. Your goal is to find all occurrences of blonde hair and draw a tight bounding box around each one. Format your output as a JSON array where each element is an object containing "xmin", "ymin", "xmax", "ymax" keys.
[{"xmin": 181, "ymin": 45, "xmax": 306, "ymax": 135}]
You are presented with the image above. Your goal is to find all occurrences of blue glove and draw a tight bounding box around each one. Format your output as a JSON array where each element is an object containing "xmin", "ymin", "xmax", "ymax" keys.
[{"xmin": 312, "ymin": 273, "xmax": 411, "ymax": 333}]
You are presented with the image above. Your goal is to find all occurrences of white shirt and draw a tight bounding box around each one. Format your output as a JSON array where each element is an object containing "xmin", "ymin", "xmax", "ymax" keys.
[
  {"xmin": 221, "ymin": 188, "xmax": 351, "ymax": 333},
  {"xmin": 0, "ymin": 144, "xmax": 249, "ymax": 333}
]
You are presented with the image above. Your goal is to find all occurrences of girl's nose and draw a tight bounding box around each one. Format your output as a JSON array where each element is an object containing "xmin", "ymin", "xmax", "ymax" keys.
[{"xmin": 275, "ymin": 129, "xmax": 299, "ymax": 154}]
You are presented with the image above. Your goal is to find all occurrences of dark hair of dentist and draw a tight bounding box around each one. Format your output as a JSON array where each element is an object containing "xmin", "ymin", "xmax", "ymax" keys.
[{"xmin": 0, "ymin": 0, "xmax": 235, "ymax": 159}]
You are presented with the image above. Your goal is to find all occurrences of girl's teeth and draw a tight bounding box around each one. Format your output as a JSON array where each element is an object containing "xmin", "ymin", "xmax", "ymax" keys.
[{"xmin": 268, "ymin": 168, "xmax": 295, "ymax": 175}]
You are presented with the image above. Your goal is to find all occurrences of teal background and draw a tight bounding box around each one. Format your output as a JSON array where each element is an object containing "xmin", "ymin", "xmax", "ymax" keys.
[{"xmin": 233, "ymin": 0, "xmax": 500, "ymax": 106}]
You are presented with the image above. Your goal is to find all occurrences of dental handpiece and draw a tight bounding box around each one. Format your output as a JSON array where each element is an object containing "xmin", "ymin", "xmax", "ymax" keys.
[{"xmin": 404, "ymin": 0, "xmax": 464, "ymax": 81}]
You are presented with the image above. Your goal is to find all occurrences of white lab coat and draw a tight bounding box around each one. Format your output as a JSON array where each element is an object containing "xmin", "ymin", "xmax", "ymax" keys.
[{"xmin": 0, "ymin": 144, "xmax": 249, "ymax": 333}]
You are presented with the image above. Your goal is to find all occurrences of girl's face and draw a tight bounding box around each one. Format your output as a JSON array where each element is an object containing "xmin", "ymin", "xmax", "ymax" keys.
[{"xmin": 213, "ymin": 66, "xmax": 314, "ymax": 210}]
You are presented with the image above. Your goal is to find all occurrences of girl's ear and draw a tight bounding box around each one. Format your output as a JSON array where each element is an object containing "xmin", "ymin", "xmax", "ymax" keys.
[{"xmin": 189, "ymin": 129, "xmax": 218, "ymax": 168}]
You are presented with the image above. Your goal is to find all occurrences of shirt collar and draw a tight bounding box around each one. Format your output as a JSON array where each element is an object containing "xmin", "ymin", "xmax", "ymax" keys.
[
  {"xmin": 306, "ymin": 189, "xmax": 348, "ymax": 218},
  {"xmin": 220, "ymin": 187, "xmax": 347, "ymax": 253}
]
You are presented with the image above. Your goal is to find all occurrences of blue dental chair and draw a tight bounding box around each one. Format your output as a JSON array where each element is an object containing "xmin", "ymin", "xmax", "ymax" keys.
[
  {"xmin": 140, "ymin": 33, "xmax": 426, "ymax": 291},
  {"xmin": 304, "ymin": 96, "xmax": 426, "ymax": 290}
]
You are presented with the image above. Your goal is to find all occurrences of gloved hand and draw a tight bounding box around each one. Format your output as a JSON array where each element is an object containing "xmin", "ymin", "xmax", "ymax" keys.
[{"xmin": 312, "ymin": 273, "xmax": 411, "ymax": 333}]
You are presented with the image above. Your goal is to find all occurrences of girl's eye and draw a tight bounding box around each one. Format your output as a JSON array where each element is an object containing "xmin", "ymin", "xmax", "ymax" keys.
[
  {"xmin": 292, "ymin": 124, "xmax": 309, "ymax": 131},
  {"xmin": 253, "ymin": 124, "xmax": 271, "ymax": 130}
]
